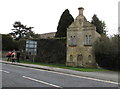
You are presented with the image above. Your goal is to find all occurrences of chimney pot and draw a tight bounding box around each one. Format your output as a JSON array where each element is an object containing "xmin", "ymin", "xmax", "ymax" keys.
[{"xmin": 78, "ymin": 7, "xmax": 84, "ymax": 15}]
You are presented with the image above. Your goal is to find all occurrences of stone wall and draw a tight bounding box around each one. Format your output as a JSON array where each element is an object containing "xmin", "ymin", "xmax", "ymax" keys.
[{"xmin": 40, "ymin": 32, "xmax": 55, "ymax": 39}]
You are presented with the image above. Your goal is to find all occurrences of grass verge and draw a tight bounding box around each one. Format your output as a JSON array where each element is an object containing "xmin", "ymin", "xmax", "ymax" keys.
[{"xmin": 20, "ymin": 60, "xmax": 109, "ymax": 72}]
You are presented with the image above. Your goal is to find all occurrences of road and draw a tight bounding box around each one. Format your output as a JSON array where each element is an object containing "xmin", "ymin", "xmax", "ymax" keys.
[{"xmin": 1, "ymin": 63, "xmax": 119, "ymax": 88}]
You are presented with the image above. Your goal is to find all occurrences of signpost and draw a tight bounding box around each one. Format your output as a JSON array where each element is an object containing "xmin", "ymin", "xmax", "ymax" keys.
[{"xmin": 26, "ymin": 40, "xmax": 37, "ymax": 62}]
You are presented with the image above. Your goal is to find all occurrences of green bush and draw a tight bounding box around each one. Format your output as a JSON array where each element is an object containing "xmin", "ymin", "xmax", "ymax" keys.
[
  {"xmin": 19, "ymin": 38, "xmax": 66, "ymax": 64},
  {"xmin": 35, "ymin": 39, "xmax": 66, "ymax": 64},
  {"xmin": 2, "ymin": 34, "xmax": 19, "ymax": 51},
  {"xmin": 93, "ymin": 35, "xmax": 119, "ymax": 70}
]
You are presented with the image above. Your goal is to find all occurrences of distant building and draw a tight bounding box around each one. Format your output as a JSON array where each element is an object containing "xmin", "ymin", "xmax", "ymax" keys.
[
  {"xmin": 40, "ymin": 32, "xmax": 55, "ymax": 39},
  {"xmin": 66, "ymin": 7, "xmax": 100, "ymax": 68}
]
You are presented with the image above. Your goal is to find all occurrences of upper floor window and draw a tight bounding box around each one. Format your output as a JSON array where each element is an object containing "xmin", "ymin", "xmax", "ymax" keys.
[
  {"xmin": 84, "ymin": 35, "xmax": 92, "ymax": 46},
  {"xmin": 88, "ymin": 35, "xmax": 92, "ymax": 45},
  {"xmin": 70, "ymin": 36, "xmax": 77, "ymax": 46},
  {"xmin": 85, "ymin": 35, "xmax": 88, "ymax": 45}
]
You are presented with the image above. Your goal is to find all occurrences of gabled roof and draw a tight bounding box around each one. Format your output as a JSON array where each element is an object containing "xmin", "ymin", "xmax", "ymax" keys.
[{"xmin": 68, "ymin": 7, "xmax": 96, "ymax": 30}]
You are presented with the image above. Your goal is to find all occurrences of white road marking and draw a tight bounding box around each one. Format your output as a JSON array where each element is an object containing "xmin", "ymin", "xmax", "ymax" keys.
[
  {"xmin": 22, "ymin": 76, "xmax": 62, "ymax": 88},
  {"xmin": 6, "ymin": 64, "xmax": 119, "ymax": 85},
  {"xmin": 0, "ymin": 70, "xmax": 10, "ymax": 73}
]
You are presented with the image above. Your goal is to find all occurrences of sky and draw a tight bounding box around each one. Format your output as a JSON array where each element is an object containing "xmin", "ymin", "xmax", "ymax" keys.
[
  {"xmin": 118, "ymin": 2, "xmax": 120, "ymax": 34},
  {"xmin": 0, "ymin": 0, "xmax": 119, "ymax": 36}
]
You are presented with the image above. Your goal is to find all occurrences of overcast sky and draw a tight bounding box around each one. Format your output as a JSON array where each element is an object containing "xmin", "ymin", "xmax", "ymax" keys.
[
  {"xmin": 0, "ymin": 0, "xmax": 119, "ymax": 36},
  {"xmin": 118, "ymin": 2, "xmax": 120, "ymax": 27}
]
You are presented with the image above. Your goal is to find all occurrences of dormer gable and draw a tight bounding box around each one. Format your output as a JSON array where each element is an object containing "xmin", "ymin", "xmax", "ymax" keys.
[{"xmin": 68, "ymin": 7, "xmax": 96, "ymax": 31}]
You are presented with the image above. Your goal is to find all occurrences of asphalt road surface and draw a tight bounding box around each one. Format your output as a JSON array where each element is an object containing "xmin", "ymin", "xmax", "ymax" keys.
[{"xmin": 1, "ymin": 63, "xmax": 119, "ymax": 88}]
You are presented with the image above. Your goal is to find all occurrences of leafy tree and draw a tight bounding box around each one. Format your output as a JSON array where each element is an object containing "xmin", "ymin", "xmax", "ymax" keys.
[
  {"xmin": 93, "ymin": 35, "xmax": 119, "ymax": 70},
  {"xmin": 2, "ymin": 34, "xmax": 19, "ymax": 51},
  {"xmin": 91, "ymin": 14, "xmax": 106, "ymax": 35},
  {"xmin": 55, "ymin": 9, "xmax": 74, "ymax": 37},
  {"xmin": 10, "ymin": 21, "xmax": 34, "ymax": 40}
]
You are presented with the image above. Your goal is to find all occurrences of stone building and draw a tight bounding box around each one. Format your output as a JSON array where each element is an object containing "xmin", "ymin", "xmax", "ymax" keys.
[
  {"xmin": 40, "ymin": 32, "xmax": 55, "ymax": 39},
  {"xmin": 66, "ymin": 7, "xmax": 100, "ymax": 68}
]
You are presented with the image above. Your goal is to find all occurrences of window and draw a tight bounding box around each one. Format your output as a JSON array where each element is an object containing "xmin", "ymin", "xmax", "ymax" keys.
[
  {"xmin": 70, "ymin": 36, "xmax": 76, "ymax": 46},
  {"xmin": 84, "ymin": 35, "xmax": 92, "ymax": 46},
  {"xmin": 73, "ymin": 36, "xmax": 76, "ymax": 45},
  {"xmin": 88, "ymin": 35, "xmax": 92, "ymax": 45},
  {"xmin": 88, "ymin": 55, "xmax": 91, "ymax": 60},
  {"xmin": 77, "ymin": 54, "xmax": 83, "ymax": 61},
  {"xmin": 70, "ymin": 36, "xmax": 73, "ymax": 45},
  {"xmin": 77, "ymin": 54, "xmax": 83, "ymax": 66}
]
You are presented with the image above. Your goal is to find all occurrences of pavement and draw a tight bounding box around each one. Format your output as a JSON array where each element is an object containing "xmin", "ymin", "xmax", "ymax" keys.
[{"xmin": 0, "ymin": 60, "xmax": 119, "ymax": 83}]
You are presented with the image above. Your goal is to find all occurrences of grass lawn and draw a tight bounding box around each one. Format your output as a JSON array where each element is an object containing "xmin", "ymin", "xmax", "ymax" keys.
[{"xmin": 20, "ymin": 60, "xmax": 109, "ymax": 72}]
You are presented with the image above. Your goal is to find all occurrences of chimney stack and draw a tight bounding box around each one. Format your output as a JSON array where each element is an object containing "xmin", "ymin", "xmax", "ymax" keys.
[{"xmin": 78, "ymin": 7, "xmax": 84, "ymax": 15}]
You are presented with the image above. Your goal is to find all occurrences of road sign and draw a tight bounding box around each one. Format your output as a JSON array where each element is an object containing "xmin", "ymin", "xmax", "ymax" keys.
[{"xmin": 26, "ymin": 40, "xmax": 37, "ymax": 55}]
